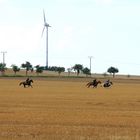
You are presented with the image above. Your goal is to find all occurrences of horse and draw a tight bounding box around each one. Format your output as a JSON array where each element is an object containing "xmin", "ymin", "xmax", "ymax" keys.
[
  {"xmin": 103, "ymin": 81, "xmax": 113, "ymax": 88},
  {"xmin": 86, "ymin": 80, "xmax": 101, "ymax": 88},
  {"xmin": 19, "ymin": 79, "xmax": 33, "ymax": 88}
]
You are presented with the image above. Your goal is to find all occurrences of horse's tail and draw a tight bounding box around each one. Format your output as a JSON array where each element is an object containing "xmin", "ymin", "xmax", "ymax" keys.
[
  {"xmin": 19, "ymin": 82, "xmax": 23, "ymax": 86},
  {"xmin": 86, "ymin": 82, "xmax": 89, "ymax": 86},
  {"xmin": 86, "ymin": 82, "xmax": 90, "ymax": 86}
]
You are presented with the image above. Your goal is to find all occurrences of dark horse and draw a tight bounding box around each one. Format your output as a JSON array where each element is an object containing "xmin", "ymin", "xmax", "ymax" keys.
[
  {"xmin": 103, "ymin": 81, "xmax": 113, "ymax": 88},
  {"xmin": 19, "ymin": 79, "xmax": 33, "ymax": 88},
  {"xmin": 86, "ymin": 80, "xmax": 101, "ymax": 88}
]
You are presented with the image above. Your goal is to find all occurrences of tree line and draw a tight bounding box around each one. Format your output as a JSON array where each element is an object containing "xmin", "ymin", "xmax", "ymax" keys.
[{"xmin": 0, "ymin": 62, "xmax": 119, "ymax": 77}]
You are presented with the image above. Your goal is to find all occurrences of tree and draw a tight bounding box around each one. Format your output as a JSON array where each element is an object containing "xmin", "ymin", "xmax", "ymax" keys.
[
  {"xmin": 103, "ymin": 72, "xmax": 108, "ymax": 77},
  {"xmin": 48, "ymin": 66, "xmax": 58, "ymax": 72},
  {"xmin": 67, "ymin": 68, "xmax": 72, "ymax": 76},
  {"xmin": 0, "ymin": 63, "xmax": 7, "ymax": 75},
  {"xmin": 35, "ymin": 65, "xmax": 44, "ymax": 75},
  {"xmin": 21, "ymin": 61, "xmax": 32, "ymax": 76},
  {"xmin": 127, "ymin": 74, "xmax": 130, "ymax": 78},
  {"xmin": 57, "ymin": 67, "xmax": 65, "ymax": 76},
  {"xmin": 107, "ymin": 66, "xmax": 119, "ymax": 77},
  {"xmin": 11, "ymin": 65, "xmax": 20, "ymax": 75},
  {"xmin": 73, "ymin": 64, "xmax": 83, "ymax": 76},
  {"xmin": 82, "ymin": 67, "xmax": 90, "ymax": 77}
]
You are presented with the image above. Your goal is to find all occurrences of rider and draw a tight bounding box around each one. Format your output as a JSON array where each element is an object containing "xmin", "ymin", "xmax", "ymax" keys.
[
  {"xmin": 93, "ymin": 78, "xmax": 97, "ymax": 86},
  {"xmin": 26, "ymin": 77, "xmax": 30, "ymax": 84},
  {"xmin": 104, "ymin": 79, "xmax": 110, "ymax": 86}
]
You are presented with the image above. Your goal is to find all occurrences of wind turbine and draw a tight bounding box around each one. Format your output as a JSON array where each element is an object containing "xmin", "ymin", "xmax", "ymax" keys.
[{"xmin": 42, "ymin": 10, "xmax": 51, "ymax": 68}]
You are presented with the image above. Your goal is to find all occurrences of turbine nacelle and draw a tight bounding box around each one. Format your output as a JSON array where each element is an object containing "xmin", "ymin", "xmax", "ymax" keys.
[{"xmin": 44, "ymin": 23, "xmax": 51, "ymax": 27}]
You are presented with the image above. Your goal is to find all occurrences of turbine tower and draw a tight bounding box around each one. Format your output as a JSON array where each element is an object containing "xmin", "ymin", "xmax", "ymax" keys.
[{"xmin": 42, "ymin": 10, "xmax": 51, "ymax": 68}]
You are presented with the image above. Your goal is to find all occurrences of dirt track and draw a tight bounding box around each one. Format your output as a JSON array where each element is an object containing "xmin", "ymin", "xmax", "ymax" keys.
[{"xmin": 0, "ymin": 78, "xmax": 140, "ymax": 140}]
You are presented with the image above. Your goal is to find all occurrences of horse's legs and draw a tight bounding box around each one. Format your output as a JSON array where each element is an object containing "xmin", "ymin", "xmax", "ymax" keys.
[
  {"xmin": 93, "ymin": 85, "xmax": 97, "ymax": 88},
  {"xmin": 28, "ymin": 84, "xmax": 33, "ymax": 88}
]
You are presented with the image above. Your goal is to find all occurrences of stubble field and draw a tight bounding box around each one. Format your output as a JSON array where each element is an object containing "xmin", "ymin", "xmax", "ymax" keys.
[{"xmin": 0, "ymin": 77, "xmax": 140, "ymax": 140}]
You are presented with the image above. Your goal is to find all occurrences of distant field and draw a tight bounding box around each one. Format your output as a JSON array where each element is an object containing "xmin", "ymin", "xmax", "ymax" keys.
[{"xmin": 0, "ymin": 77, "xmax": 140, "ymax": 140}]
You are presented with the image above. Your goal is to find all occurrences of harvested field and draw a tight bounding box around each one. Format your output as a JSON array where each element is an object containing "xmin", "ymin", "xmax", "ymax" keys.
[{"xmin": 0, "ymin": 77, "xmax": 140, "ymax": 140}]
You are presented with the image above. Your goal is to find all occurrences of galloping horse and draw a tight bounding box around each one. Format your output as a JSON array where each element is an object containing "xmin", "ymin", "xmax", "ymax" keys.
[
  {"xmin": 19, "ymin": 79, "xmax": 33, "ymax": 88},
  {"xmin": 86, "ymin": 80, "xmax": 101, "ymax": 88},
  {"xmin": 103, "ymin": 81, "xmax": 113, "ymax": 88}
]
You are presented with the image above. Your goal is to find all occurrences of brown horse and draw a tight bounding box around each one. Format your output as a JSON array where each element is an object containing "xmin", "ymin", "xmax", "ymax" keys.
[
  {"xmin": 86, "ymin": 80, "xmax": 101, "ymax": 88},
  {"xmin": 19, "ymin": 79, "xmax": 33, "ymax": 88}
]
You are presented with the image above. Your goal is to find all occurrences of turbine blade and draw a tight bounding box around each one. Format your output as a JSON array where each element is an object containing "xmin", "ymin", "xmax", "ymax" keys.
[
  {"xmin": 41, "ymin": 26, "xmax": 45, "ymax": 37},
  {"xmin": 43, "ymin": 9, "xmax": 46, "ymax": 24}
]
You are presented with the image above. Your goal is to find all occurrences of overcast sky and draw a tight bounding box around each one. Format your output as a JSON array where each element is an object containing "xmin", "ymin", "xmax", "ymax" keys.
[{"xmin": 0, "ymin": 0, "xmax": 140, "ymax": 75}]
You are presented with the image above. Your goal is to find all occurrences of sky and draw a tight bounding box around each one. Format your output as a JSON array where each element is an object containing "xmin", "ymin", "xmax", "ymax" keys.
[{"xmin": 0, "ymin": 0, "xmax": 140, "ymax": 75}]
